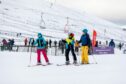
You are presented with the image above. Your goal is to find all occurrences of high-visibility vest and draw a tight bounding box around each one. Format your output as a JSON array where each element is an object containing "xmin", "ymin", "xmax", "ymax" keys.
[{"xmin": 66, "ymin": 37, "xmax": 75, "ymax": 45}]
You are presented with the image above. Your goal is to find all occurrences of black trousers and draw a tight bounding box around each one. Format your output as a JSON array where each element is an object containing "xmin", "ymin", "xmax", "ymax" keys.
[{"xmin": 65, "ymin": 45, "xmax": 77, "ymax": 62}]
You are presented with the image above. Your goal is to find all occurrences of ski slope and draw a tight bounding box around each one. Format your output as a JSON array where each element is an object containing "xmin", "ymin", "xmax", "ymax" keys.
[
  {"xmin": 0, "ymin": 49, "xmax": 126, "ymax": 84},
  {"xmin": 0, "ymin": 0, "xmax": 126, "ymax": 84},
  {"xmin": 0, "ymin": 0, "xmax": 126, "ymax": 45}
]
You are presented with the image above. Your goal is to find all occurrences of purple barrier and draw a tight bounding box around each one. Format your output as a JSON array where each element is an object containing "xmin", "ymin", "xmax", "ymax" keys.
[{"xmin": 92, "ymin": 47, "xmax": 114, "ymax": 54}]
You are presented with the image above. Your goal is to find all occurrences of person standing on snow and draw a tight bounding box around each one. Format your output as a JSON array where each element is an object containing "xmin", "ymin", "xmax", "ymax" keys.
[
  {"xmin": 63, "ymin": 33, "xmax": 77, "ymax": 65},
  {"xmin": 49, "ymin": 39, "xmax": 52, "ymax": 48},
  {"xmin": 24, "ymin": 38, "xmax": 28, "ymax": 46},
  {"xmin": 118, "ymin": 42, "xmax": 123, "ymax": 50},
  {"xmin": 109, "ymin": 39, "xmax": 115, "ymax": 48},
  {"xmin": 34, "ymin": 33, "xmax": 51, "ymax": 65},
  {"xmin": 79, "ymin": 29, "xmax": 91, "ymax": 64}
]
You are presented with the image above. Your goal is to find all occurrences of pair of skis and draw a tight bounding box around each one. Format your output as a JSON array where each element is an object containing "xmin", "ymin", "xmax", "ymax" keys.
[
  {"xmin": 56, "ymin": 63, "xmax": 80, "ymax": 66},
  {"xmin": 28, "ymin": 63, "xmax": 52, "ymax": 67},
  {"xmin": 28, "ymin": 62, "xmax": 97, "ymax": 67},
  {"xmin": 56, "ymin": 62, "xmax": 97, "ymax": 66},
  {"xmin": 28, "ymin": 63, "xmax": 79, "ymax": 67}
]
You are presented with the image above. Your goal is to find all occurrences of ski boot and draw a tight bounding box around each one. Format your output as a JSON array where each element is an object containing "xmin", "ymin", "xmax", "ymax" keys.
[
  {"xmin": 37, "ymin": 62, "xmax": 42, "ymax": 65},
  {"xmin": 73, "ymin": 61, "xmax": 77, "ymax": 64},
  {"xmin": 37, "ymin": 60, "xmax": 41, "ymax": 65},
  {"xmin": 47, "ymin": 62, "xmax": 52, "ymax": 65},
  {"xmin": 65, "ymin": 61, "xmax": 70, "ymax": 65}
]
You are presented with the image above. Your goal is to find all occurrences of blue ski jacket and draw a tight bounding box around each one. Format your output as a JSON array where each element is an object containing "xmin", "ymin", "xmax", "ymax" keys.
[{"xmin": 34, "ymin": 33, "xmax": 46, "ymax": 49}]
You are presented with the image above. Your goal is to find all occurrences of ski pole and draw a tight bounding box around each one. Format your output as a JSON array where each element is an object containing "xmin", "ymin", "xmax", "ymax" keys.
[
  {"xmin": 91, "ymin": 47, "xmax": 98, "ymax": 64},
  {"xmin": 92, "ymin": 54, "xmax": 97, "ymax": 64},
  {"xmin": 28, "ymin": 46, "xmax": 32, "ymax": 67}
]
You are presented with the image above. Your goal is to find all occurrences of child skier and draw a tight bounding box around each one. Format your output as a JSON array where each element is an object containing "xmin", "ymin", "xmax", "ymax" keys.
[
  {"xmin": 63, "ymin": 33, "xmax": 77, "ymax": 65},
  {"xmin": 79, "ymin": 29, "xmax": 91, "ymax": 64},
  {"xmin": 34, "ymin": 33, "xmax": 51, "ymax": 65}
]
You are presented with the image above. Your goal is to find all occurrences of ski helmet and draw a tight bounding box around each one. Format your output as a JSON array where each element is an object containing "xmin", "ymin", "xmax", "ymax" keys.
[
  {"xmin": 69, "ymin": 33, "xmax": 74, "ymax": 37},
  {"xmin": 83, "ymin": 29, "xmax": 88, "ymax": 33},
  {"xmin": 38, "ymin": 33, "xmax": 42, "ymax": 38}
]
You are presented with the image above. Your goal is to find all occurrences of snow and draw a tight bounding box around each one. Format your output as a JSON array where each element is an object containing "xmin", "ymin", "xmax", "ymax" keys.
[
  {"xmin": 0, "ymin": 0, "xmax": 126, "ymax": 45},
  {"xmin": 0, "ymin": 49, "xmax": 126, "ymax": 84},
  {"xmin": 0, "ymin": 0, "xmax": 126, "ymax": 83}
]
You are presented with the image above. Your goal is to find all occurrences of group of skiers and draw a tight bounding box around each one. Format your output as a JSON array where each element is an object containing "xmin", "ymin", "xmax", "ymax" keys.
[
  {"xmin": 33, "ymin": 28, "xmax": 91, "ymax": 65},
  {"xmin": 1, "ymin": 28, "xmax": 125, "ymax": 65},
  {"xmin": 24, "ymin": 38, "xmax": 35, "ymax": 46},
  {"xmin": 1, "ymin": 39, "xmax": 15, "ymax": 51}
]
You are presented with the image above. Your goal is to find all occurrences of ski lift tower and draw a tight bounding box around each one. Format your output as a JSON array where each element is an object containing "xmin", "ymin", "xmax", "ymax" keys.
[
  {"xmin": 40, "ymin": 12, "xmax": 46, "ymax": 29},
  {"xmin": 48, "ymin": 0, "xmax": 56, "ymax": 8},
  {"xmin": 64, "ymin": 17, "xmax": 70, "ymax": 33}
]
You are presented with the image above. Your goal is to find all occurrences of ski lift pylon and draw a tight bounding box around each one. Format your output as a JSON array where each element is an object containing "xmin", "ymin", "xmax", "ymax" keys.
[
  {"xmin": 64, "ymin": 17, "xmax": 70, "ymax": 33},
  {"xmin": 48, "ymin": 0, "xmax": 56, "ymax": 8},
  {"xmin": 40, "ymin": 12, "xmax": 46, "ymax": 29}
]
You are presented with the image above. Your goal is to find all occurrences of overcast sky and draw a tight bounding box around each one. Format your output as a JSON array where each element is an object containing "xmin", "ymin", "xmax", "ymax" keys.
[{"xmin": 54, "ymin": 0, "xmax": 126, "ymax": 26}]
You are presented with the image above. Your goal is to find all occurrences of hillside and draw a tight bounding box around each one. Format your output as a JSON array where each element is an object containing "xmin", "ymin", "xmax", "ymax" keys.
[{"xmin": 0, "ymin": 0, "xmax": 126, "ymax": 44}]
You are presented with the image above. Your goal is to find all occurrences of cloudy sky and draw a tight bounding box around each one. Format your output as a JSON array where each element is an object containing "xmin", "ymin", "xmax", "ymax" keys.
[{"xmin": 54, "ymin": 0, "xmax": 126, "ymax": 26}]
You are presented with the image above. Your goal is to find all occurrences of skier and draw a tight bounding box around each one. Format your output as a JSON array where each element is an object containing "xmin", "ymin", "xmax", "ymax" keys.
[
  {"xmin": 59, "ymin": 39, "xmax": 65, "ymax": 54},
  {"xmin": 54, "ymin": 40, "xmax": 57, "ymax": 47},
  {"xmin": 109, "ymin": 39, "xmax": 115, "ymax": 48},
  {"xmin": 49, "ymin": 39, "xmax": 52, "ymax": 48},
  {"xmin": 2, "ymin": 39, "xmax": 8, "ymax": 50},
  {"xmin": 118, "ymin": 42, "xmax": 122, "ymax": 50},
  {"xmin": 106, "ymin": 40, "xmax": 108, "ymax": 46},
  {"xmin": 46, "ymin": 40, "xmax": 49, "ymax": 48},
  {"xmin": 24, "ymin": 38, "xmax": 28, "ymax": 46},
  {"xmin": 61, "ymin": 40, "xmax": 65, "ymax": 54},
  {"xmin": 79, "ymin": 29, "xmax": 91, "ymax": 64},
  {"xmin": 95, "ymin": 41, "xmax": 98, "ymax": 47},
  {"xmin": 34, "ymin": 33, "xmax": 51, "ymax": 65},
  {"xmin": 8, "ymin": 39, "xmax": 14, "ymax": 51},
  {"xmin": 31, "ymin": 38, "xmax": 35, "ymax": 46},
  {"xmin": 29, "ymin": 38, "xmax": 32, "ymax": 46},
  {"xmin": 63, "ymin": 33, "xmax": 77, "ymax": 65},
  {"xmin": 45, "ymin": 40, "xmax": 49, "ymax": 53}
]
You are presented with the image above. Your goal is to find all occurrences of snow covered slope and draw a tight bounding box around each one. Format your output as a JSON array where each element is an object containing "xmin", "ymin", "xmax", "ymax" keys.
[
  {"xmin": 0, "ymin": 49, "xmax": 126, "ymax": 84},
  {"xmin": 0, "ymin": 0, "xmax": 126, "ymax": 44}
]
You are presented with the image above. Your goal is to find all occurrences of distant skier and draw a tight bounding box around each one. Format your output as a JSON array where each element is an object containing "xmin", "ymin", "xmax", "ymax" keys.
[
  {"xmin": 59, "ymin": 39, "xmax": 65, "ymax": 54},
  {"xmin": 8, "ymin": 39, "xmax": 14, "ymax": 51},
  {"xmin": 31, "ymin": 38, "xmax": 35, "ymax": 46},
  {"xmin": 79, "ymin": 29, "xmax": 91, "ymax": 64},
  {"xmin": 61, "ymin": 40, "xmax": 65, "ymax": 54},
  {"xmin": 109, "ymin": 39, "xmax": 115, "ymax": 48},
  {"xmin": 34, "ymin": 33, "xmax": 51, "ymax": 65},
  {"xmin": 95, "ymin": 41, "xmax": 98, "ymax": 47},
  {"xmin": 118, "ymin": 42, "xmax": 122, "ymax": 50},
  {"xmin": 54, "ymin": 40, "xmax": 57, "ymax": 47},
  {"xmin": 24, "ymin": 38, "xmax": 28, "ymax": 46},
  {"xmin": 29, "ymin": 38, "xmax": 32, "ymax": 46},
  {"xmin": 106, "ymin": 40, "xmax": 108, "ymax": 46},
  {"xmin": 49, "ymin": 39, "xmax": 52, "ymax": 48},
  {"xmin": 2, "ymin": 39, "xmax": 8, "ymax": 50},
  {"xmin": 45, "ymin": 39, "xmax": 49, "ymax": 52},
  {"xmin": 63, "ymin": 33, "xmax": 77, "ymax": 65}
]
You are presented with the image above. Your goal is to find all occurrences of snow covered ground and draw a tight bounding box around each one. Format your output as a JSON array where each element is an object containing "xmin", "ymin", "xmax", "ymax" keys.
[
  {"xmin": 0, "ymin": 49, "xmax": 126, "ymax": 84},
  {"xmin": 0, "ymin": 0, "xmax": 126, "ymax": 84}
]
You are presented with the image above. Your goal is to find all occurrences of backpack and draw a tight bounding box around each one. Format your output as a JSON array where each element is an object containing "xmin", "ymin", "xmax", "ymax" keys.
[{"xmin": 37, "ymin": 39, "xmax": 44, "ymax": 47}]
